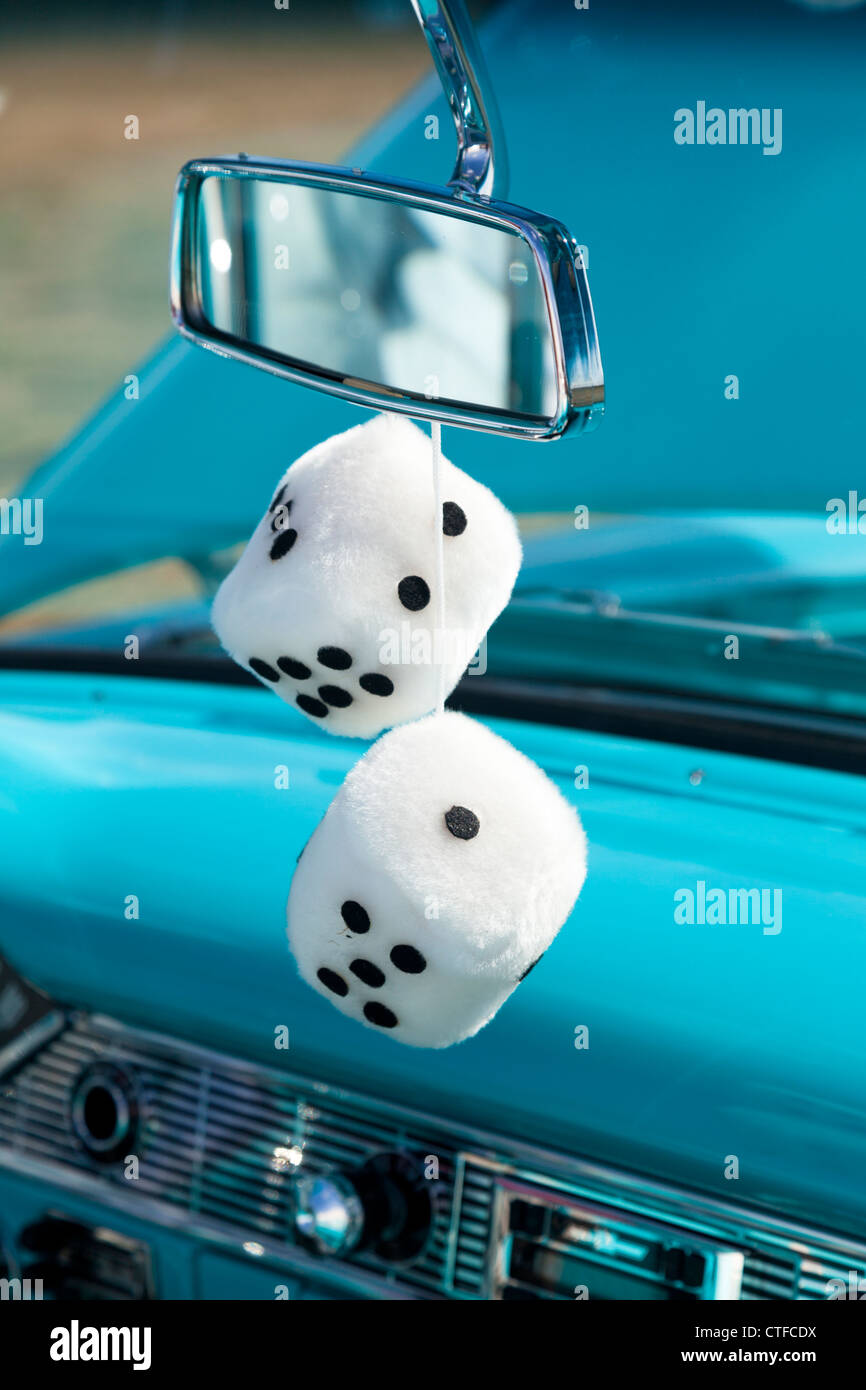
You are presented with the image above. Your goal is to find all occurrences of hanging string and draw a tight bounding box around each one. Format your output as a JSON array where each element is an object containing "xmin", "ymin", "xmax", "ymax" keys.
[{"xmin": 431, "ymin": 419, "xmax": 446, "ymax": 716}]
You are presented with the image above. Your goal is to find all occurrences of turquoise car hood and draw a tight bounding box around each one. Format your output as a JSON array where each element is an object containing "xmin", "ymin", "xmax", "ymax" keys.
[
  {"xmin": 1, "ymin": 670, "xmax": 865, "ymax": 1241},
  {"xmin": 2, "ymin": 0, "xmax": 866, "ymax": 616}
]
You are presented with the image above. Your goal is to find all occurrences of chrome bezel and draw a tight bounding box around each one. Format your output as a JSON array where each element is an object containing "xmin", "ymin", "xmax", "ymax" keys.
[
  {"xmin": 69, "ymin": 1062, "xmax": 136, "ymax": 1159},
  {"xmin": 294, "ymin": 1173, "xmax": 366, "ymax": 1257},
  {"xmin": 169, "ymin": 156, "xmax": 604, "ymax": 441}
]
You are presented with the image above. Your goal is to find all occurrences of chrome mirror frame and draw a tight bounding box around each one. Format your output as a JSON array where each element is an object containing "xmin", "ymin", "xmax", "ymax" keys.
[
  {"xmin": 169, "ymin": 0, "xmax": 603, "ymax": 440},
  {"xmin": 170, "ymin": 156, "xmax": 603, "ymax": 441}
]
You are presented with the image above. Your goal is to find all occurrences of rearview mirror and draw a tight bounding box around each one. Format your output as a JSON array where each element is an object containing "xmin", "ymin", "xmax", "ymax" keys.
[{"xmin": 171, "ymin": 158, "xmax": 603, "ymax": 441}]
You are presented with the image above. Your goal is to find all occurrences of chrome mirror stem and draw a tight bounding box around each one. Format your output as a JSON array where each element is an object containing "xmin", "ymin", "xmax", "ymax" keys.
[{"xmin": 410, "ymin": 0, "xmax": 508, "ymax": 200}]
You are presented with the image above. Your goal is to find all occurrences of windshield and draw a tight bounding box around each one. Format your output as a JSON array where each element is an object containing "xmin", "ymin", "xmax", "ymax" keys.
[{"xmin": 2, "ymin": 0, "xmax": 866, "ymax": 729}]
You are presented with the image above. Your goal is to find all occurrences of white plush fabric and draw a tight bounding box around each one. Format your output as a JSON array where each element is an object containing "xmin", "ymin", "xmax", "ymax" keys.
[
  {"xmin": 212, "ymin": 414, "xmax": 521, "ymax": 738},
  {"xmin": 287, "ymin": 712, "xmax": 587, "ymax": 1048}
]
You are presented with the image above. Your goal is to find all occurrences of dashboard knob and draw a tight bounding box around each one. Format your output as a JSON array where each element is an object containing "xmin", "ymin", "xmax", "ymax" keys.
[
  {"xmin": 293, "ymin": 1173, "xmax": 365, "ymax": 1256},
  {"xmin": 293, "ymin": 1152, "xmax": 433, "ymax": 1262}
]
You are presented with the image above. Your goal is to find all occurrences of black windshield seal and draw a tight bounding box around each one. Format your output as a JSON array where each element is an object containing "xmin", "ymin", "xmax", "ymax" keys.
[{"xmin": 0, "ymin": 645, "xmax": 863, "ymax": 777}]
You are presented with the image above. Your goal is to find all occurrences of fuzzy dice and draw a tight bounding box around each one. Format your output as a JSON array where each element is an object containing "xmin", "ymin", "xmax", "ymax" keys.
[
  {"xmin": 211, "ymin": 413, "xmax": 522, "ymax": 739},
  {"xmin": 286, "ymin": 712, "xmax": 587, "ymax": 1048}
]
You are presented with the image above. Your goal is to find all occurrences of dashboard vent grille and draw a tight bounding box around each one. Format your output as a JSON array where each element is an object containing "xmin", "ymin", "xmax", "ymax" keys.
[
  {"xmin": 450, "ymin": 1159, "xmax": 496, "ymax": 1297},
  {"xmin": 796, "ymin": 1253, "xmax": 866, "ymax": 1302},
  {"xmin": 0, "ymin": 1016, "xmax": 459, "ymax": 1297},
  {"xmin": 740, "ymin": 1250, "xmax": 797, "ymax": 1300},
  {"xmin": 740, "ymin": 1247, "xmax": 866, "ymax": 1301}
]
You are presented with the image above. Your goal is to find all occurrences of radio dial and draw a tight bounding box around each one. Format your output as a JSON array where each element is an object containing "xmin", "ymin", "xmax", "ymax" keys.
[{"xmin": 293, "ymin": 1151, "xmax": 433, "ymax": 1262}]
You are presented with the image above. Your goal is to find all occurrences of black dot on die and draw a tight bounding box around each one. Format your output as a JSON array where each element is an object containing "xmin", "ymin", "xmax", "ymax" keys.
[
  {"xmin": 359, "ymin": 673, "xmax": 394, "ymax": 697},
  {"xmin": 390, "ymin": 944, "xmax": 426, "ymax": 974},
  {"xmin": 364, "ymin": 1001, "xmax": 398, "ymax": 1029},
  {"xmin": 398, "ymin": 575, "xmax": 430, "ymax": 612},
  {"xmin": 518, "ymin": 953, "xmax": 544, "ymax": 982},
  {"xmin": 277, "ymin": 656, "xmax": 311, "ymax": 680},
  {"xmin": 318, "ymin": 645, "xmax": 352, "ymax": 670},
  {"xmin": 317, "ymin": 967, "xmax": 348, "ymax": 997},
  {"xmin": 350, "ymin": 958, "xmax": 385, "ymax": 988},
  {"xmin": 443, "ymin": 501, "xmax": 467, "ymax": 536},
  {"xmin": 341, "ymin": 900, "xmax": 370, "ymax": 933},
  {"xmin": 444, "ymin": 805, "xmax": 480, "ymax": 840},
  {"xmin": 249, "ymin": 657, "xmax": 280, "ymax": 683},
  {"xmin": 318, "ymin": 685, "xmax": 353, "ymax": 708},
  {"xmin": 270, "ymin": 528, "xmax": 297, "ymax": 561},
  {"xmin": 269, "ymin": 485, "xmax": 290, "ymax": 514},
  {"xmin": 297, "ymin": 693, "xmax": 329, "ymax": 718}
]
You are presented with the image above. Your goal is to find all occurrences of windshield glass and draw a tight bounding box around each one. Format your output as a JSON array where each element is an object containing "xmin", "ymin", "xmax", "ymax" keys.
[{"xmin": 2, "ymin": 0, "xmax": 865, "ymax": 728}]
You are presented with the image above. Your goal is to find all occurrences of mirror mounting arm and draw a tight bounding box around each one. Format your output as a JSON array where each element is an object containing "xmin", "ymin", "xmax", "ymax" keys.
[{"xmin": 410, "ymin": 0, "xmax": 508, "ymax": 201}]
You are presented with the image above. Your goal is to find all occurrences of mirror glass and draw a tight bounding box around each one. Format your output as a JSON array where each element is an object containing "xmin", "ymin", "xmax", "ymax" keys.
[{"xmin": 192, "ymin": 175, "xmax": 558, "ymax": 418}]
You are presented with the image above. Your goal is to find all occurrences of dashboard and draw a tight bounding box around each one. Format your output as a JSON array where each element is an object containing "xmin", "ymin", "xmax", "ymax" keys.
[{"xmin": 2, "ymin": 1010, "xmax": 866, "ymax": 1302}]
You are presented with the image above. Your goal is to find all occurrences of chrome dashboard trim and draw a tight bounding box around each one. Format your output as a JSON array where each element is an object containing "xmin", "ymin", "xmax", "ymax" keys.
[{"xmin": 0, "ymin": 1008, "xmax": 65, "ymax": 1080}]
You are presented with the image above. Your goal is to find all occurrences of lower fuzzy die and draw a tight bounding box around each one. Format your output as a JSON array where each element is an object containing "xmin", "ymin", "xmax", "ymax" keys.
[{"xmin": 287, "ymin": 711, "xmax": 588, "ymax": 1048}]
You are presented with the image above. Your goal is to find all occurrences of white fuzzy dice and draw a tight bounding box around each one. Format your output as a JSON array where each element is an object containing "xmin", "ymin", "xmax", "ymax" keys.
[
  {"xmin": 287, "ymin": 712, "xmax": 587, "ymax": 1048},
  {"xmin": 212, "ymin": 414, "xmax": 521, "ymax": 739}
]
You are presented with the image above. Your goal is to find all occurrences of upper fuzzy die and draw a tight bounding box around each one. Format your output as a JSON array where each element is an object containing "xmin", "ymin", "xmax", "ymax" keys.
[
  {"xmin": 211, "ymin": 413, "xmax": 522, "ymax": 738},
  {"xmin": 287, "ymin": 712, "xmax": 588, "ymax": 1049}
]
